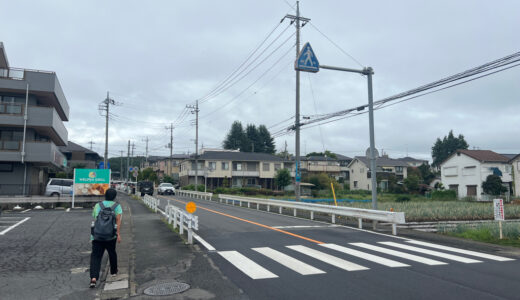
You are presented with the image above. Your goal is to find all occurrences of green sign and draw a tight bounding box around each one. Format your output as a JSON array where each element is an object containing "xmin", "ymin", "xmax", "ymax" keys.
[{"xmin": 74, "ymin": 169, "xmax": 110, "ymax": 184}]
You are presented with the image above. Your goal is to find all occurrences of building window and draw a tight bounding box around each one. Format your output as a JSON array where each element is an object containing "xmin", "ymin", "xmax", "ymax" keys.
[
  {"xmin": 448, "ymin": 184, "xmax": 459, "ymax": 196},
  {"xmin": 263, "ymin": 163, "xmax": 270, "ymax": 171},
  {"xmin": 0, "ymin": 163, "xmax": 13, "ymax": 172},
  {"xmin": 247, "ymin": 178, "xmax": 256, "ymax": 185},
  {"xmin": 466, "ymin": 185, "xmax": 477, "ymax": 196},
  {"xmin": 462, "ymin": 166, "xmax": 476, "ymax": 176},
  {"xmin": 208, "ymin": 162, "xmax": 216, "ymax": 170},
  {"xmin": 274, "ymin": 163, "xmax": 281, "ymax": 171},
  {"xmin": 353, "ymin": 181, "xmax": 358, "ymax": 188},
  {"xmin": 505, "ymin": 165, "xmax": 511, "ymax": 173},
  {"xmin": 233, "ymin": 162, "xmax": 242, "ymax": 171},
  {"xmin": 221, "ymin": 162, "xmax": 229, "ymax": 170},
  {"xmin": 395, "ymin": 166, "xmax": 403, "ymax": 173}
]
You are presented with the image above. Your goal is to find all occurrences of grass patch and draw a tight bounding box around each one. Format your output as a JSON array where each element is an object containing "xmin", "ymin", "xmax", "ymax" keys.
[{"xmin": 438, "ymin": 223, "xmax": 520, "ymax": 247}]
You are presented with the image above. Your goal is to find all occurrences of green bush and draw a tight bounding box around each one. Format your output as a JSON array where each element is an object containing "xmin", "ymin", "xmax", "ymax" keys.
[
  {"xmin": 396, "ymin": 195, "xmax": 411, "ymax": 202},
  {"xmin": 183, "ymin": 184, "xmax": 195, "ymax": 191},
  {"xmin": 432, "ymin": 190, "xmax": 457, "ymax": 200}
]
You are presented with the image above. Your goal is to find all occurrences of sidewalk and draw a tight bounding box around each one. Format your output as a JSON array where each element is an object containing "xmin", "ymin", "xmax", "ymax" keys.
[{"xmin": 99, "ymin": 193, "xmax": 245, "ymax": 299}]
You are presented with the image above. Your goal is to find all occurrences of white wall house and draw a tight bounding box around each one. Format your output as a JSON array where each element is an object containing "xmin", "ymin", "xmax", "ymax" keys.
[
  {"xmin": 440, "ymin": 150, "xmax": 512, "ymax": 200},
  {"xmin": 510, "ymin": 154, "xmax": 520, "ymax": 197},
  {"xmin": 348, "ymin": 156, "xmax": 408, "ymax": 191}
]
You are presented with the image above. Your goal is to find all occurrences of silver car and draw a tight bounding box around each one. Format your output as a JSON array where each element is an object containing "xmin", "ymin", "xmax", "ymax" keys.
[
  {"xmin": 45, "ymin": 178, "xmax": 73, "ymax": 196},
  {"xmin": 157, "ymin": 183, "xmax": 175, "ymax": 195}
]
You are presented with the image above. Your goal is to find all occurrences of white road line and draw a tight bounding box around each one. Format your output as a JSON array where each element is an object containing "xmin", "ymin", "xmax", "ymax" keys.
[
  {"xmin": 272, "ymin": 225, "xmax": 340, "ymax": 229},
  {"xmin": 66, "ymin": 208, "xmax": 71, "ymax": 212},
  {"xmin": 193, "ymin": 233, "xmax": 216, "ymax": 251},
  {"xmin": 0, "ymin": 217, "xmax": 30, "ymax": 235},
  {"xmin": 320, "ymin": 244, "xmax": 410, "ymax": 268},
  {"xmin": 287, "ymin": 245, "xmax": 368, "ymax": 271},
  {"xmin": 406, "ymin": 240, "xmax": 515, "ymax": 262},
  {"xmin": 350, "ymin": 243, "xmax": 447, "ymax": 266},
  {"xmin": 252, "ymin": 247, "xmax": 326, "ymax": 275},
  {"xmin": 379, "ymin": 242, "xmax": 482, "ymax": 264},
  {"xmin": 218, "ymin": 251, "xmax": 278, "ymax": 279},
  {"xmin": 21, "ymin": 209, "xmax": 31, "ymax": 213}
]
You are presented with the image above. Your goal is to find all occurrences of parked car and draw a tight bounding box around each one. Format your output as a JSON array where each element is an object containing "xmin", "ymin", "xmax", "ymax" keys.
[
  {"xmin": 45, "ymin": 178, "xmax": 73, "ymax": 196},
  {"xmin": 157, "ymin": 183, "xmax": 175, "ymax": 195},
  {"xmin": 138, "ymin": 181, "xmax": 154, "ymax": 196}
]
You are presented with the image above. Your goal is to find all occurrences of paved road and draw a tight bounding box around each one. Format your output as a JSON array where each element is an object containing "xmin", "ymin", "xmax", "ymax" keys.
[{"xmin": 157, "ymin": 194, "xmax": 520, "ymax": 300}]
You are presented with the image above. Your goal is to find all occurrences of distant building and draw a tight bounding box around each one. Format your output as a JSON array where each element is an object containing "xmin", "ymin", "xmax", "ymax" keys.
[
  {"xmin": 509, "ymin": 154, "xmax": 520, "ymax": 197},
  {"xmin": 397, "ymin": 156, "xmax": 429, "ymax": 167},
  {"xmin": 300, "ymin": 156, "xmax": 341, "ymax": 179},
  {"xmin": 335, "ymin": 153, "xmax": 352, "ymax": 181},
  {"xmin": 440, "ymin": 149, "xmax": 512, "ymax": 200},
  {"xmin": 0, "ymin": 42, "xmax": 69, "ymax": 195},
  {"xmin": 59, "ymin": 141, "xmax": 101, "ymax": 169},
  {"xmin": 347, "ymin": 155, "xmax": 409, "ymax": 191}
]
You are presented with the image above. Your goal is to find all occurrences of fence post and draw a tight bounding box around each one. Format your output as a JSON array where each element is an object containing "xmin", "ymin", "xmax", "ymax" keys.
[
  {"xmin": 392, "ymin": 223, "xmax": 397, "ymax": 235},
  {"xmin": 358, "ymin": 218, "xmax": 362, "ymax": 229},
  {"xmin": 173, "ymin": 209, "xmax": 178, "ymax": 229},
  {"xmin": 279, "ymin": 206, "xmax": 282, "ymax": 214},
  {"xmin": 332, "ymin": 214, "xmax": 335, "ymax": 224},
  {"xmin": 310, "ymin": 211, "xmax": 314, "ymax": 220},
  {"xmin": 179, "ymin": 214, "xmax": 184, "ymax": 235},
  {"xmin": 187, "ymin": 217, "xmax": 193, "ymax": 244},
  {"xmin": 293, "ymin": 208, "xmax": 297, "ymax": 217}
]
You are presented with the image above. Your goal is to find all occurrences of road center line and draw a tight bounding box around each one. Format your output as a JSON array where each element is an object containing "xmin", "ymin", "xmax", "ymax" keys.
[{"xmin": 169, "ymin": 197, "xmax": 324, "ymax": 244}]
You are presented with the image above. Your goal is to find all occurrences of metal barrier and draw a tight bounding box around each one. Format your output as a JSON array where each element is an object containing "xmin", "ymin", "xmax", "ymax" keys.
[
  {"xmin": 176, "ymin": 189, "xmax": 213, "ymax": 200},
  {"xmin": 143, "ymin": 194, "xmax": 159, "ymax": 212},
  {"xmin": 217, "ymin": 194, "xmax": 406, "ymax": 235},
  {"xmin": 165, "ymin": 204, "xmax": 199, "ymax": 244}
]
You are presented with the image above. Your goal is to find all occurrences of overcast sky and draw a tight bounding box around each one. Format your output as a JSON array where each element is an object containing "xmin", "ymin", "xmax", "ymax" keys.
[{"xmin": 1, "ymin": 0, "xmax": 519, "ymax": 161}]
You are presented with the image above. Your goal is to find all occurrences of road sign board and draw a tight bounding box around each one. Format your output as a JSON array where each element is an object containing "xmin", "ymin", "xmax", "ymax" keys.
[
  {"xmin": 133, "ymin": 170, "xmax": 138, "ymax": 178},
  {"xmin": 186, "ymin": 201, "xmax": 197, "ymax": 214},
  {"xmin": 493, "ymin": 199, "xmax": 504, "ymax": 221},
  {"xmin": 295, "ymin": 42, "xmax": 319, "ymax": 73},
  {"xmin": 134, "ymin": 166, "xmax": 139, "ymax": 171}
]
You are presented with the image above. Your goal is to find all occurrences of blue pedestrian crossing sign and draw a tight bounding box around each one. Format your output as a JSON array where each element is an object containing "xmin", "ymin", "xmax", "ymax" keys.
[{"xmin": 295, "ymin": 42, "xmax": 319, "ymax": 73}]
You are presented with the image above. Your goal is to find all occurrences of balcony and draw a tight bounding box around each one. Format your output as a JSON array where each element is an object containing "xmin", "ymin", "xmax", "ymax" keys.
[
  {"xmin": 0, "ymin": 67, "xmax": 69, "ymax": 120},
  {"xmin": 0, "ymin": 105, "xmax": 68, "ymax": 145},
  {"xmin": 232, "ymin": 170, "xmax": 260, "ymax": 177},
  {"xmin": 0, "ymin": 141, "xmax": 65, "ymax": 167},
  {"xmin": 306, "ymin": 165, "xmax": 341, "ymax": 172}
]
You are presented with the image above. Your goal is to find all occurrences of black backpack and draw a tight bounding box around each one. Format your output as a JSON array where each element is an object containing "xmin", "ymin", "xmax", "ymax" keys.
[{"xmin": 92, "ymin": 202, "xmax": 119, "ymax": 241}]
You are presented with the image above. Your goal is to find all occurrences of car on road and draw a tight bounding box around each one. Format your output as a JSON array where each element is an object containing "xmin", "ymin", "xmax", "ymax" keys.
[
  {"xmin": 157, "ymin": 183, "xmax": 175, "ymax": 195},
  {"xmin": 45, "ymin": 178, "xmax": 73, "ymax": 197},
  {"xmin": 138, "ymin": 180, "xmax": 154, "ymax": 196}
]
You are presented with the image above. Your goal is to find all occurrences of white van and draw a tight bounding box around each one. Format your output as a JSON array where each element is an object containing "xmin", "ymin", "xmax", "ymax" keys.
[{"xmin": 45, "ymin": 178, "xmax": 73, "ymax": 196}]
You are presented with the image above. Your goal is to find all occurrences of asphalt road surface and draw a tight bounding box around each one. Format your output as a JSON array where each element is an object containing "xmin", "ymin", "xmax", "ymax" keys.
[{"xmin": 157, "ymin": 194, "xmax": 520, "ymax": 300}]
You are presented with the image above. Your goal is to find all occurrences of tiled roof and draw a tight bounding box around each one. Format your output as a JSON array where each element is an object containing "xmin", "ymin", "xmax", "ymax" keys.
[
  {"xmin": 351, "ymin": 156, "xmax": 409, "ymax": 167},
  {"xmin": 500, "ymin": 153, "xmax": 518, "ymax": 160},
  {"xmin": 301, "ymin": 156, "xmax": 337, "ymax": 161},
  {"xmin": 397, "ymin": 156, "xmax": 428, "ymax": 163},
  {"xmin": 59, "ymin": 141, "xmax": 99, "ymax": 155},
  {"xmin": 456, "ymin": 149, "xmax": 509, "ymax": 163},
  {"xmin": 334, "ymin": 153, "xmax": 352, "ymax": 161},
  {"xmin": 190, "ymin": 151, "xmax": 285, "ymax": 162}
]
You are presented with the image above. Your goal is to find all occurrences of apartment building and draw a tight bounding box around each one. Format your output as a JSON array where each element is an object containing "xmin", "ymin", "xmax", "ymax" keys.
[
  {"xmin": 0, "ymin": 42, "xmax": 69, "ymax": 195},
  {"xmin": 300, "ymin": 156, "xmax": 341, "ymax": 179},
  {"xmin": 179, "ymin": 150, "xmax": 291, "ymax": 189},
  {"xmin": 145, "ymin": 154, "xmax": 190, "ymax": 179},
  {"xmin": 58, "ymin": 141, "xmax": 100, "ymax": 169}
]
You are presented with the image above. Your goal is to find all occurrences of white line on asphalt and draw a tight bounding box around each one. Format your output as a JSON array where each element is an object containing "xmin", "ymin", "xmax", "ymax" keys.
[
  {"xmin": 218, "ymin": 250, "xmax": 278, "ymax": 279},
  {"xmin": 193, "ymin": 233, "xmax": 216, "ymax": 251},
  {"xmin": 320, "ymin": 244, "xmax": 410, "ymax": 268},
  {"xmin": 272, "ymin": 225, "xmax": 340, "ymax": 229},
  {"xmin": 350, "ymin": 243, "xmax": 447, "ymax": 265},
  {"xmin": 379, "ymin": 242, "xmax": 482, "ymax": 264},
  {"xmin": 0, "ymin": 217, "xmax": 30, "ymax": 235},
  {"xmin": 406, "ymin": 240, "xmax": 515, "ymax": 262},
  {"xmin": 252, "ymin": 247, "xmax": 326, "ymax": 275},
  {"xmin": 287, "ymin": 245, "xmax": 369, "ymax": 271},
  {"xmin": 66, "ymin": 208, "xmax": 70, "ymax": 212},
  {"xmin": 21, "ymin": 209, "xmax": 31, "ymax": 213}
]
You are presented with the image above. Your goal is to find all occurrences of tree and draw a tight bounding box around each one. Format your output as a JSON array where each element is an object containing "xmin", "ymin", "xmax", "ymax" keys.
[
  {"xmin": 162, "ymin": 175, "xmax": 176, "ymax": 184},
  {"xmin": 137, "ymin": 167, "xmax": 158, "ymax": 183},
  {"xmin": 418, "ymin": 164, "xmax": 435, "ymax": 184},
  {"xmin": 257, "ymin": 125, "xmax": 275, "ymax": 154},
  {"xmin": 404, "ymin": 175, "xmax": 420, "ymax": 193},
  {"xmin": 306, "ymin": 150, "xmax": 337, "ymax": 159},
  {"xmin": 275, "ymin": 168, "xmax": 291, "ymax": 190},
  {"xmin": 431, "ymin": 130, "xmax": 469, "ymax": 167},
  {"xmin": 482, "ymin": 175, "xmax": 507, "ymax": 195},
  {"xmin": 223, "ymin": 121, "xmax": 246, "ymax": 150},
  {"xmin": 243, "ymin": 124, "xmax": 260, "ymax": 152}
]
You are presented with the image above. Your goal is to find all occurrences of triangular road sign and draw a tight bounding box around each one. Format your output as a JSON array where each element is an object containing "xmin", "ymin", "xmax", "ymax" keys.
[{"xmin": 295, "ymin": 42, "xmax": 319, "ymax": 73}]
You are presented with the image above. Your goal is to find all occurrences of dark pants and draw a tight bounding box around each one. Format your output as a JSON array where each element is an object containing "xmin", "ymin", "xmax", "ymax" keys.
[{"xmin": 90, "ymin": 239, "xmax": 118, "ymax": 280}]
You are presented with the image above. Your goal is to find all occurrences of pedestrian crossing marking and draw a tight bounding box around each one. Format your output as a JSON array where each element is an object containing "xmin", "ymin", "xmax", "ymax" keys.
[
  {"xmin": 406, "ymin": 240, "xmax": 515, "ymax": 262},
  {"xmin": 320, "ymin": 244, "xmax": 410, "ymax": 268},
  {"xmin": 218, "ymin": 251, "xmax": 278, "ymax": 279},
  {"xmin": 350, "ymin": 243, "xmax": 447, "ymax": 265},
  {"xmin": 379, "ymin": 242, "xmax": 481, "ymax": 264},
  {"xmin": 287, "ymin": 245, "xmax": 369, "ymax": 271},
  {"xmin": 253, "ymin": 247, "xmax": 326, "ymax": 275}
]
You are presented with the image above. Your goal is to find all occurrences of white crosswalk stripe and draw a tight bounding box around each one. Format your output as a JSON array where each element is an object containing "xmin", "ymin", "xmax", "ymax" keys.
[
  {"xmin": 253, "ymin": 247, "xmax": 326, "ymax": 275},
  {"xmin": 406, "ymin": 240, "xmax": 515, "ymax": 262},
  {"xmin": 379, "ymin": 242, "xmax": 482, "ymax": 264},
  {"xmin": 320, "ymin": 244, "xmax": 410, "ymax": 267},
  {"xmin": 350, "ymin": 243, "xmax": 447, "ymax": 265},
  {"xmin": 287, "ymin": 245, "xmax": 369, "ymax": 271},
  {"xmin": 218, "ymin": 251, "xmax": 278, "ymax": 279}
]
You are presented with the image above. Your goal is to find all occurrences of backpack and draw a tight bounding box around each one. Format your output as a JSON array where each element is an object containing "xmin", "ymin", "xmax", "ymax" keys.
[{"xmin": 92, "ymin": 202, "xmax": 119, "ymax": 241}]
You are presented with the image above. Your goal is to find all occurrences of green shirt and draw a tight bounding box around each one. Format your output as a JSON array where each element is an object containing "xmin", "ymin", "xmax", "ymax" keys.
[{"xmin": 91, "ymin": 200, "xmax": 122, "ymax": 241}]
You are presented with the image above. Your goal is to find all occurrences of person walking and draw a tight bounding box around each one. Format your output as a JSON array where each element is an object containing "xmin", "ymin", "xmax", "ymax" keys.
[{"xmin": 89, "ymin": 188, "xmax": 122, "ymax": 288}]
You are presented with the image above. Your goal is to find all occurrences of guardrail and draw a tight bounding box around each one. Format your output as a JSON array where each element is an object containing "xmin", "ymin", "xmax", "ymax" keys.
[
  {"xmin": 143, "ymin": 194, "xmax": 159, "ymax": 212},
  {"xmin": 176, "ymin": 189, "xmax": 213, "ymax": 200},
  {"xmin": 165, "ymin": 204, "xmax": 199, "ymax": 244},
  {"xmin": 217, "ymin": 194, "xmax": 405, "ymax": 235}
]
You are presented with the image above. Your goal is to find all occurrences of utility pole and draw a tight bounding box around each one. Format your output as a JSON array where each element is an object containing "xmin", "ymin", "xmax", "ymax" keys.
[
  {"xmin": 284, "ymin": 1, "xmax": 309, "ymax": 201},
  {"xmin": 99, "ymin": 91, "xmax": 115, "ymax": 169},
  {"xmin": 143, "ymin": 137, "xmax": 149, "ymax": 165},
  {"xmin": 186, "ymin": 100, "xmax": 199, "ymax": 186},
  {"xmin": 127, "ymin": 140, "xmax": 130, "ymax": 181},
  {"xmin": 166, "ymin": 123, "xmax": 174, "ymax": 176},
  {"xmin": 131, "ymin": 142, "xmax": 136, "ymax": 167},
  {"xmin": 88, "ymin": 140, "xmax": 95, "ymax": 150},
  {"xmin": 120, "ymin": 150, "xmax": 124, "ymax": 180}
]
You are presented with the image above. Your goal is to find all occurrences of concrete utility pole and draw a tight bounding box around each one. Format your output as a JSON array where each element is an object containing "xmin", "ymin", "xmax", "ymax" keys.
[
  {"xmin": 100, "ymin": 91, "xmax": 115, "ymax": 169},
  {"xmin": 166, "ymin": 123, "xmax": 174, "ymax": 176},
  {"xmin": 284, "ymin": 1, "xmax": 309, "ymax": 201},
  {"xmin": 88, "ymin": 140, "xmax": 95, "ymax": 150},
  {"xmin": 186, "ymin": 100, "xmax": 199, "ymax": 186},
  {"xmin": 143, "ymin": 137, "xmax": 149, "ymax": 165},
  {"xmin": 120, "ymin": 150, "xmax": 124, "ymax": 180},
  {"xmin": 131, "ymin": 142, "xmax": 136, "ymax": 167},
  {"xmin": 127, "ymin": 140, "xmax": 130, "ymax": 181}
]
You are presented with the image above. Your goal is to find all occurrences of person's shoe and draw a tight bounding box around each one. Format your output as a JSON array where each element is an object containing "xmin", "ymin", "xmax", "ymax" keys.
[
  {"xmin": 89, "ymin": 279, "xmax": 96, "ymax": 288},
  {"xmin": 110, "ymin": 273, "xmax": 118, "ymax": 278}
]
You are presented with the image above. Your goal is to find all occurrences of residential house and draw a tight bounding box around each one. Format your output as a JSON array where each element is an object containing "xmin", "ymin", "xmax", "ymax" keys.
[
  {"xmin": 300, "ymin": 156, "xmax": 341, "ymax": 179},
  {"xmin": 440, "ymin": 149, "xmax": 512, "ymax": 200},
  {"xmin": 179, "ymin": 150, "xmax": 291, "ymax": 189},
  {"xmin": 348, "ymin": 155, "xmax": 409, "ymax": 191},
  {"xmin": 152, "ymin": 154, "xmax": 190, "ymax": 180},
  {"xmin": 510, "ymin": 154, "xmax": 520, "ymax": 197},
  {"xmin": 335, "ymin": 153, "xmax": 352, "ymax": 181},
  {"xmin": 0, "ymin": 42, "xmax": 69, "ymax": 195},
  {"xmin": 397, "ymin": 156, "xmax": 429, "ymax": 167},
  {"xmin": 59, "ymin": 141, "xmax": 100, "ymax": 169}
]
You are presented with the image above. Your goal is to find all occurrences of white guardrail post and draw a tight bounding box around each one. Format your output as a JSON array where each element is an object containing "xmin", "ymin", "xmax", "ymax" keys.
[
  {"xmin": 216, "ymin": 194, "xmax": 405, "ymax": 235},
  {"xmin": 164, "ymin": 204, "xmax": 199, "ymax": 245}
]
